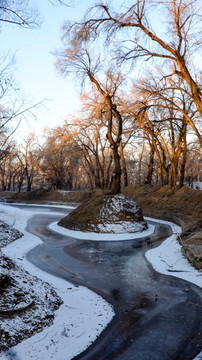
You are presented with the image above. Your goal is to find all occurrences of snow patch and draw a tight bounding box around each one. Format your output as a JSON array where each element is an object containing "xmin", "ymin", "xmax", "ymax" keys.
[
  {"xmin": 0, "ymin": 204, "xmax": 201, "ymax": 360},
  {"xmin": 50, "ymin": 221, "xmax": 155, "ymax": 240},
  {"xmin": 96, "ymin": 194, "xmax": 147, "ymax": 233},
  {"xmin": 145, "ymin": 217, "xmax": 202, "ymax": 289},
  {"xmin": 0, "ymin": 203, "xmax": 114, "ymax": 360},
  {"xmin": 97, "ymin": 220, "xmax": 145, "ymax": 233}
]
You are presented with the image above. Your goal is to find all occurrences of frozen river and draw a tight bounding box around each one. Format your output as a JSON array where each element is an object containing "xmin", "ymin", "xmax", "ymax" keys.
[{"xmin": 15, "ymin": 204, "xmax": 202, "ymax": 360}]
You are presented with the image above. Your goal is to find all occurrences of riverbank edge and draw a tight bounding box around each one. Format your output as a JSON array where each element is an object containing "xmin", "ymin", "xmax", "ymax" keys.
[
  {"xmin": 0, "ymin": 203, "xmax": 115, "ymax": 358},
  {"xmin": 122, "ymin": 185, "xmax": 202, "ymax": 270},
  {"xmin": 3, "ymin": 185, "xmax": 201, "ymax": 270},
  {"xmin": 0, "ymin": 200, "xmax": 201, "ymax": 359}
]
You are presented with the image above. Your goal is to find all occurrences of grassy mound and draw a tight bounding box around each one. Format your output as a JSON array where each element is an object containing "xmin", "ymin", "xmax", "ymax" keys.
[
  {"xmin": 58, "ymin": 193, "xmax": 147, "ymax": 234},
  {"xmin": 1, "ymin": 185, "xmax": 201, "ymax": 268}
]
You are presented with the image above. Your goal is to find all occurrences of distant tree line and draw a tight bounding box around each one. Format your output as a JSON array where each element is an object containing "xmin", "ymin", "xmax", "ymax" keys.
[
  {"xmin": 0, "ymin": 0, "xmax": 201, "ymax": 193},
  {"xmin": 0, "ymin": 118, "xmax": 201, "ymax": 192}
]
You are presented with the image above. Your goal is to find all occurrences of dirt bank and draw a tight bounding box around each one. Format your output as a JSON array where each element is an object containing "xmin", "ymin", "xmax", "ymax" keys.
[
  {"xmin": 122, "ymin": 185, "xmax": 202, "ymax": 270},
  {"xmin": 1, "ymin": 189, "xmax": 91, "ymax": 205},
  {"xmin": 2, "ymin": 185, "xmax": 202, "ymax": 270}
]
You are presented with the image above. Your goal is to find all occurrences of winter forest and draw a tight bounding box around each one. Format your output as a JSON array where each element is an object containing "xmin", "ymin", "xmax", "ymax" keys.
[{"xmin": 0, "ymin": 0, "xmax": 201, "ymax": 194}]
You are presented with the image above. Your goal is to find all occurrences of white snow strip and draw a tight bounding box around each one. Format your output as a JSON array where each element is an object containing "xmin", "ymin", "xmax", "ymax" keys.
[
  {"xmin": 194, "ymin": 353, "xmax": 202, "ymax": 360},
  {"xmin": 0, "ymin": 205, "xmax": 201, "ymax": 360},
  {"xmin": 145, "ymin": 217, "xmax": 202, "ymax": 360},
  {"xmin": 0, "ymin": 203, "xmax": 114, "ymax": 360},
  {"xmin": 50, "ymin": 221, "xmax": 155, "ymax": 240},
  {"xmin": 3, "ymin": 202, "xmax": 76, "ymax": 209},
  {"xmin": 145, "ymin": 217, "xmax": 202, "ymax": 289}
]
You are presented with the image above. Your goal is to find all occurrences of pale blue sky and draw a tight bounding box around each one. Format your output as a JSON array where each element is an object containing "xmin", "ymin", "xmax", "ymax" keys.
[
  {"xmin": 1, "ymin": 0, "xmax": 201, "ymax": 141},
  {"xmin": 0, "ymin": 0, "xmax": 170, "ymax": 140},
  {"xmin": 1, "ymin": 0, "xmax": 93, "ymax": 139}
]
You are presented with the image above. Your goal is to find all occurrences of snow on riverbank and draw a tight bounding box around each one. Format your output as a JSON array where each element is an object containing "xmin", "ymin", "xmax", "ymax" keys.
[
  {"xmin": 145, "ymin": 217, "xmax": 202, "ymax": 360},
  {"xmin": 50, "ymin": 221, "xmax": 155, "ymax": 240},
  {"xmin": 0, "ymin": 203, "xmax": 114, "ymax": 360},
  {"xmin": 145, "ymin": 217, "xmax": 202, "ymax": 288},
  {"xmin": 0, "ymin": 203, "xmax": 201, "ymax": 360}
]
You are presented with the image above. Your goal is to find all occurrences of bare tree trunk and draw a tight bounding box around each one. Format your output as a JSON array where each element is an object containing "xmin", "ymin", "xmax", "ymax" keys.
[
  {"xmin": 95, "ymin": 171, "xmax": 101, "ymax": 188},
  {"xmin": 111, "ymin": 145, "xmax": 121, "ymax": 194},
  {"xmin": 138, "ymin": 143, "xmax": 145, "ymax": 184},
  {"xmin": 86, "ymin": 170, "xmax": 94, "ymax": 189},
  {"xmin": 88, "ymin": 75, "xmax": 123, "ymax": 194},
  {"xmin": 119, "ymin": 141, "xmax": 128, "ymax": 188},
  {"xmin": 100, "ymin": 167, "xmax": 105, "ymax": 189},
  {"xmin": 27, "ymin": 176, "xmax": 32, "ymax": 192},
  {"xmin": 7, "ymin": 174, "xmax": 12, "ymax": 191},
  {"xmin": 105, "ymin": 154, "xmax": 113, "ymax": 189},
  {"xmin": 145, "ymin": 142, "xmax": 155, "ymax": 185},
  {"xmin": 18, "ymin": 178, "xmax": 23, "ymax": 192},
  {"xmin": 170, "ymin": 163, "xmax": 178, "ymax": 187},
  {"xmin": 179, "ymin": 123, "xmax": 187, "ymax": 187},
  {"xmin": 164, "ymin": 165, "xmax": 170, "ymax": 186}
]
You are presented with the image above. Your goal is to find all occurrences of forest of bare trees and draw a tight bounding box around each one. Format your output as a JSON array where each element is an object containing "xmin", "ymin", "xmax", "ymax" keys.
[{"xmin": 0, "ymin": 0, "xmax": 201, "ymax": 193}]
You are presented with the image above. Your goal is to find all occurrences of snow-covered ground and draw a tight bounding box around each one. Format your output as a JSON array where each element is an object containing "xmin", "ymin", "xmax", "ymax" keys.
[
  {"xmin": 0, "ymin": 203, "xmax": 201, "ymax": 360},
  {"xmin": 50, "ymin": 221, "xmax": 155, "ymax": 240},
  {"xmin": 145, "ymin": 217, "xmax": 202, "ymax": 288},
  {"xmin": 0, "ymin": 204, "xmax": 114, "ymax": 360}
]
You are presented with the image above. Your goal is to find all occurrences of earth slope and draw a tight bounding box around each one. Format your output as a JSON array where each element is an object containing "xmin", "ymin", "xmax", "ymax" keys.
[{"xmin": 58, "ymin": 193, "xmax": 147, "ymax": 233}]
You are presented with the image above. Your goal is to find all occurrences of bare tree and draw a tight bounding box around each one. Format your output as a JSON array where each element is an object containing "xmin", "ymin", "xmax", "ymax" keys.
[
  {"xmin": 0, "ymin": 0, "xmax": 40, "ymax": 27},
  {"xmin": 69, "ymin": 0, "xmax": 202, "ymax": 120},
  {"xmin": 19, "ymin": 133, "xmax": 39, "ymax": 191},
  {"xmin": 124, "ymin": 77, "xmax": 195, "ymax": 186},
  {"xmin": 56, "ymin": 43, "xmax": 126, "ymax": 193},
  {"xmin": 185, "ymin": 141, "xmax": 202, "ymax": 186},
  {"xmin": 40, "ymin": 126, "xmax": 81, "ymax": 190},
  {"xmin": 0, "ymin": 0, "xmax": 70, "ymax": 28},
  {"xmin": 136, "ymin": 72, "xmax": 202, "ymax": 146},
  {"xmin": 136, "ymin": 74, "xmax": 200, "ymax": 185},
  {"xmin": 63, "ymin": 93, "xmax": 112, "ymax": 190}
]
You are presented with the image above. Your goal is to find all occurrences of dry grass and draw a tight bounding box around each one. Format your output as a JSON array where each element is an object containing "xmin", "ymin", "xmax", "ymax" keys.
[
  {"xmin": 3, "ymin": 186, "xmax": 202, "ymax": 231},
  {"xmin": 122, "ymin": 185, "xmax": 202, "ymax": 231},
  {"xmin": 122, "ymin": 185, "xmax": 202, "ymax": 269},
  {"xmin": 7, "ymin": 189, "xmax": 92, "ymax": 205},
  {"xmin": 1, "ymin": 185, "xmax": 201, "ymax": 269},
  {"xmin": 58, "ymin": 193, "xmax": 107, "ymax": 232},
  {"xmin": 58, "ymin": 192, "xmax": 146, "ymax": 233}
]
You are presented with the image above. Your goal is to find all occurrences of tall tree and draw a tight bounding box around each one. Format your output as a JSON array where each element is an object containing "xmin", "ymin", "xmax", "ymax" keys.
[
  {"xmin": 136, "ymin": 72, "xmax": 202, "ymax": 146},
  {"xmin": 63, "ymin": 92, "xmax": 113, "ymax": 190},
  {"xmin": 135, "ymin": 74, "xmax": 200, "ymax": 185},
  {"xmin": 40, "ymin": 127, "xmax": 81, "ymax": 190},
  {"xmin": 69, "ymin": 0, "xmax": 202, "ymax": 121},
  {"xmin": 125, "ymin": 77, "xmax": 194, "ymax": 186},
  {"xmin": 56, "ymin": 44, "xmax": 125, "ymax": 194}
]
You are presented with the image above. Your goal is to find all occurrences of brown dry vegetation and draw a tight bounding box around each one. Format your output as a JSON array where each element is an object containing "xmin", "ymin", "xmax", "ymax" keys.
[
  {"xmin": 1, "ymin": 185, "xmax": 202, "ymax": 269},
  {"xmin": 122, "ymin": 185, "xmax": 202, "ymax": 269},
  {"xmin": 58, "ymin": 192, "xmax": 146, "ymax": 233},
  {"xmin": 58, "ymin": 192, "xmax": 110, "ymax": 232},
  {"xmin": 122, "ymin": 185, "xmax": 202, "ymax": 231},
  {"xmin": 1, "ymin": 189, "xmax": 91, "ymax": 205}
]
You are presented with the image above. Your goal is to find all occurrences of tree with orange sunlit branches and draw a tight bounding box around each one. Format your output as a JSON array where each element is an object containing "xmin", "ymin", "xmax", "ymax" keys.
[{"xmin": 65, "ymin": 0, "xmax": 202, "ymax": 125}]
